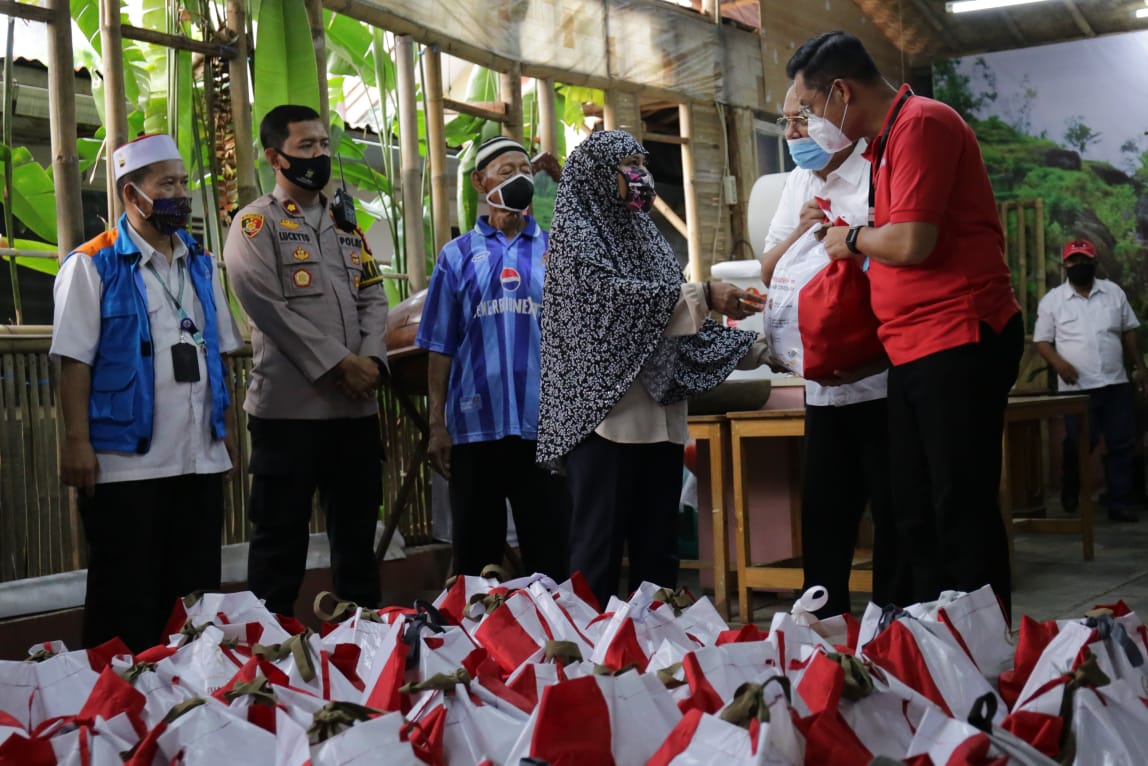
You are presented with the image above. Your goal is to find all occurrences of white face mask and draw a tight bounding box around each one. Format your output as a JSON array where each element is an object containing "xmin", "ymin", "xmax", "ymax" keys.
[{"xmin": 807, "ymin": 86, "xmax": 852, "ymax": 154}]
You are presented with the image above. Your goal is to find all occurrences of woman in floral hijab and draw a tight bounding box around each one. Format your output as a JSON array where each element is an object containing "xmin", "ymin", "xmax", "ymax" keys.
[{"xmin": 537, "ymin": 129, "xmax": 767, "ymax": 607}]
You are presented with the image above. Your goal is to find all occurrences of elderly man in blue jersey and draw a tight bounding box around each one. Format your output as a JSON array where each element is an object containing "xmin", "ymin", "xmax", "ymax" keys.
[{"xmin": 416, "ymin": 136, "xmax": 568, "ymax": 580}]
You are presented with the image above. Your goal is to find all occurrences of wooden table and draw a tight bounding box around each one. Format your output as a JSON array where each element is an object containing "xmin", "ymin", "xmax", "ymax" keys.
[
  {"xmin": 1001, "ymin": 394, "xmax": 1094, "ymax": 561},
  {"xmin": 727, "ymin": 408, "xmax": 874, "ymax": 622},
  {"xmin": 687, "ymin": 415, "xmax": 732, "ymax": 619}
]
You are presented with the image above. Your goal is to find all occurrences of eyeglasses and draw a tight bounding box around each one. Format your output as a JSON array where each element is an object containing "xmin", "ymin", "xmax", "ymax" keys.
[{"xmin": 774, "ymin": 114, "xmax": 809, "ymax": 129}]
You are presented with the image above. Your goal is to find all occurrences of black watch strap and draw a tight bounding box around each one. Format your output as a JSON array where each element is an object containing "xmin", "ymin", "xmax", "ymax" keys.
[{"xmin": 845, "ymin": 225, "xmax": 864, "ymax": 255}]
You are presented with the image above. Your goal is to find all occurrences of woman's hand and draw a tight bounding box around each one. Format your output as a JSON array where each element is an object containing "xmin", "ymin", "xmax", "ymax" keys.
[{"xmin": 708, "ymin": 281, "xmax": 764, "ymax": 321}]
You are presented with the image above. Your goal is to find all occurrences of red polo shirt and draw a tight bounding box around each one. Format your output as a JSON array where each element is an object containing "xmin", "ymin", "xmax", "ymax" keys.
[{"xmin": 864, "ymin": 85, "xmax": 1019, "ymax": 366}]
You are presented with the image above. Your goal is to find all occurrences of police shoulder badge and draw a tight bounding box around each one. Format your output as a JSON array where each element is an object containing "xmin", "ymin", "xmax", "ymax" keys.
[
  {"xmin": 292, "ymin": 246, "xmax": 310, "ymax": 262},
  {"xmin": 241, "ymin": 213, "xmax": 264, "ymax": 238},
  {"xmin": 292, "ymin": 268, "xmax": 312, "ymax": 288},
  {"xmin": 282, "ymin": 198, "xmax": 302, "ymax": 216}
]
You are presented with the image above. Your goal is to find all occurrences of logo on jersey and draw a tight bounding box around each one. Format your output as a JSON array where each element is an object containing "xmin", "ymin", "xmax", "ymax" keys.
[{"xmin": 500, "ymin": 267, "xmax": 521, "ymax": 292}]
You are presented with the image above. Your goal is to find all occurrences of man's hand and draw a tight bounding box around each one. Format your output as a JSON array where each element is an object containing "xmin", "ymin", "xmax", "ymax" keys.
[
  {"xmin": 816, "ymin": 357, "xmax": 890, "ymax": 387},
  {"xmin": 1133, "ymin": 368, "xmax": 1148, "ymax": 398},
  {"xmin": 1053, "ymin": 359, "xmax": 1079, "ymax": 385},
  {"xmin": 798, "ymin": 198, "xmax": 828, "ymax": 233},
  {"xmin": 428, "ymin": 424, "xmax": 452, "ymax": 478},
  {"xmin": 819, "ymin": 224, "xmax": 856, "ymax": 262},
  {"xmin": 336, "ymin": 353, "xmax": 381, "ymax": 399},
  {"xmin": 61, "ymin": 436, "xmax": 98, "ymax": 496},
  {"xmin": 709, "ymin": 281, "xmax": 765, "ymax": 321}
]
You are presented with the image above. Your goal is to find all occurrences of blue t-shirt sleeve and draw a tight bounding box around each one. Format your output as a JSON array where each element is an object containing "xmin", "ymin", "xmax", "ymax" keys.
[{"xmin": 415, "ymin": 252, "xmax": 462, "ymax": 356}]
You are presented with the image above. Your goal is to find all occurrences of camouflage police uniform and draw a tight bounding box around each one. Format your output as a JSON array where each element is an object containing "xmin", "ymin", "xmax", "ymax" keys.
[{"xmin": 224, "ymin": 185, "xmax": 388, "ymax": 615}]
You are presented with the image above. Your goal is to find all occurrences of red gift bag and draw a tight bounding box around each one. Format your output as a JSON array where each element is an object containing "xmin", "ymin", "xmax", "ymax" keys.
[{"xmin": 797, "ymin": 255, "xmax": 883, "ymax": 381}]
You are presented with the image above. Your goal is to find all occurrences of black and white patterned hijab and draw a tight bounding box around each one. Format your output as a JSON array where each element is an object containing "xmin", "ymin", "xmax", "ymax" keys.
[{"xmin": 535, "ymin": 130, "xmax": 756, "ymax": 462}]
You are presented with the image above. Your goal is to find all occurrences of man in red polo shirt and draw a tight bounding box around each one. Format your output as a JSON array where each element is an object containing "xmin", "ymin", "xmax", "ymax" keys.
[{"xmin": 787, "ymin": 31, "xmax": 1022, "ymax": 614}]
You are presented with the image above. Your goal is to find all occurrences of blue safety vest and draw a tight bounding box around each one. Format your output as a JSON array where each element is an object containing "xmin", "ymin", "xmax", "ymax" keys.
[{"xmin": 67, "ymin": 214, "xmax": 230, "ymax": 454}]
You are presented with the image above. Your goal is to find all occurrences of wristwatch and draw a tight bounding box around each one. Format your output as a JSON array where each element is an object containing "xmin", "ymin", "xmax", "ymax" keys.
[{"xmin": 845, "ymin": 225, "xmax": 864, "ymax": 255}]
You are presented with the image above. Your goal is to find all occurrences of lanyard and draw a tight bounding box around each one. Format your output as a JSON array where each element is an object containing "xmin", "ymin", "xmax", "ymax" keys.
[
  {"xmin": 868, "ymin": 88, "xmax": 914, "ymax": 226},
  {"xmin": 145, "ymin": 257, "xmax": 205, "ymax": 347}
]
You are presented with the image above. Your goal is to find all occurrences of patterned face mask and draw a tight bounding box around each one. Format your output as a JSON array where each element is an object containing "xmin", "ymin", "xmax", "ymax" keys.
[{"xmin": 617, "ymin": 165, "xmax": 657, "ymax": 213}]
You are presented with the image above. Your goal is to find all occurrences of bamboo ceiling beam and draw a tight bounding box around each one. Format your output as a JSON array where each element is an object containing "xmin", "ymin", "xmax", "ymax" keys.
[
  {"xmin": 442, "ymin": 98, "xmax": 508, "ymax": 124},
  {"xmin": 0, "ymin": 1, "xmax": 53, "ymax": 23},
  {"xmin": 121, "ymin": 25, "xmax": 236, "ymax": 58},
  {"xmin": 1062, "ymin": 0, "xmax": 1095, "ymax": 37},
  {"xmin": 906, "ymin": 0, "xmax": 963, "ymax": 52},
  {"xmin": 642, "ymin": 131, "xmax": 689, "ymax": 146}
]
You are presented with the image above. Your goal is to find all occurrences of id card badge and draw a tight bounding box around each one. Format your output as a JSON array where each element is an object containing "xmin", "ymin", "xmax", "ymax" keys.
[{"xmin": 171, "ymin": 342, "xmax": 201, "ymax": 383}]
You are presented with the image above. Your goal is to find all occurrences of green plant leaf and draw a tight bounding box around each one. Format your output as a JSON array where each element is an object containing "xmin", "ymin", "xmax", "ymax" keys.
[
  {"xmin": 0, "ymin": 145, "xmax": 58, "ymax": 244},
  {"xmin": 10, "ymin": 239, "xmax": 59, "ymax": 276},
  {"xmin": 253, "ymin": 0, "xmax": 321, "ymax": 132}
]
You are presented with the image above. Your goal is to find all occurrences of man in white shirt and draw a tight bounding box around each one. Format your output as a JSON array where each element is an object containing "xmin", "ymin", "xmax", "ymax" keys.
[
  {"xmin": 1034, "ymin": 238, "xmax": 1147, "ymax": 523},
  {"xmin": 759, "ymin": 85, "xmax": 893, "ymax": 616},
  {"xmin": 51, "ymin": 134, "xmax": 243, "ymax": 650}
]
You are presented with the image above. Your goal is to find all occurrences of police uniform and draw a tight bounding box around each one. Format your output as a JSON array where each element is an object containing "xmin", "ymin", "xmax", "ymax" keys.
[{"xmin": 224, "ymin": 185, "xmax": 389, "ymax": 616}]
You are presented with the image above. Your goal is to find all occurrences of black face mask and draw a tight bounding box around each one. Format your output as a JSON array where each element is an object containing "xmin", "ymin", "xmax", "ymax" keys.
[
  {"xmin": 276, "ymin": 151, "xmax": 331, "ymax": 191},
  {"xmin": 1066, "ymin": 262, "xmax": 1096, "ymax": 287},
  {"xmin": 486, "ymin": 173, "xmax": 535, "ymax": 212},
  {"xmin": 133, "ymin": 187, "xmax": 192, "ymax": 235}
]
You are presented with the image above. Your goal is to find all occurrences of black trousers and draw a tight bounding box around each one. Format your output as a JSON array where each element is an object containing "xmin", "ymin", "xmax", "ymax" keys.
[
  {"xmin": 246, "ymin": 415, "xmax": 383, "ymax": 616},
  {"xmin": 1062, "ymin": 383, "xmax": 1137, "ymax": 513},
  {"xmin": 802, "ymin": 398, "xmax": 895, "ymax": 617},
  {"xmin": 449, "ymin": 437, "xmax": 569, "ymax": 580},
  {"xmin": 79, "ymin": 473, "xmax": 224, "ymax": 652},
  {"xmin": 564, "ymin": 434, "xmax": 683, "ymax": 609},
  {"xmin": 886, "ymin": 313, "xmax": 1023, "ymax": 617}
]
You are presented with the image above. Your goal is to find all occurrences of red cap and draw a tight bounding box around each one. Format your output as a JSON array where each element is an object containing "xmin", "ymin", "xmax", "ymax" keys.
[{"xmin": 1061, "ymin": 239, "xmax": 1096, "ymax": 261}]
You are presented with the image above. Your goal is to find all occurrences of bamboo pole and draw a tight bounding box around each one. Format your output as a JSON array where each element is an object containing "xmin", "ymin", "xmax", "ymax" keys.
[
  {"xmin": 500, "ymin": 63, "xmax": 523, "ymax": 144},
  {"xmin": 679, "ymin": 103, "xmax": 703, "ymax": 282},
  {"xmin": 1035, "ymin": 198, "xmax": 1046, "ymax": 298},
  {"xmin": 537, "ymin": 78, "xmax": 558, "ymax": 156},
  {"xmin": 227, "ymin": 0, "xmax": 258, "ymax": 208},
  {"xmin": 4, "ymin": 17, "xmax": 23, "ymax": 323},
  {"xmin": 441, "ymin": 98, "xmax": 508, "ymax": 123},
  {"xmin": 120, "ymin": 25, "xmax": 235, "ymax": 57},
  {"xmin": 423, "ymin": 47, "xmax": 451, "ymax": 257},
  {"xmin": 395, "ymin": 35, "xmax": 426, "ymax": 291},
  {"xmin": 305, "ymin": 0, "xmax": 330, "ymax": 128},
  {"xmin": 100, "ymin": 0, "xmax": 129, "ymax": 221},
  {"xmin": 47, "ymin": 0, "xmax": 84, "ymax": 257}
]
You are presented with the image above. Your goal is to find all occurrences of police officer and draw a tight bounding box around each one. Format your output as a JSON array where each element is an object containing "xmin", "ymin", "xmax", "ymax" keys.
[
  {"xmin": 52, "ymin": 133, "xmax": 242, "ymax": 651},
  {"xmin": 224, "ymin": 104, "xmax": 389, "ymax": 617}
]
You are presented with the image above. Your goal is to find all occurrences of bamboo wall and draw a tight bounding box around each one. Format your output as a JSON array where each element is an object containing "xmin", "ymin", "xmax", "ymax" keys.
[{"xmin": 0, "ymin": 336, "xmax": 432, "ymax": 584}]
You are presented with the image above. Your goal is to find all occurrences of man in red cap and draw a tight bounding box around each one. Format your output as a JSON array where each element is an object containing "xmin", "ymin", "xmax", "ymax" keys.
[{"xmin": 1034, "ymin": 238, "xmax": 1147, "ymax": 522}]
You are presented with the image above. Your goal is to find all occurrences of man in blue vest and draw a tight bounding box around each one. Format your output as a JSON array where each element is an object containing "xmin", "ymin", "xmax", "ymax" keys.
[{"xmin": 51, "ymin": 133, "xmax": 242, "ymax": 651}]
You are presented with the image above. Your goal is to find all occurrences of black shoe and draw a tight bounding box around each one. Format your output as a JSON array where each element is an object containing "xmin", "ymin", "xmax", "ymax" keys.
[{"xmin": 1108, "ymin": 507, "xmax": 1140, "ymax": 523}]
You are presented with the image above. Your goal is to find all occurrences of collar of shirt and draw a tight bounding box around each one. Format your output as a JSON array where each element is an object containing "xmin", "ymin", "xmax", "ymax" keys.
[
  {"xmin": 123, "ymin": 221, "xmax": 188, "ymax": 268},
  {"xmin": 476, "ymin": 214, "xmax": 540, "ymax": 241},
  {"xmin": 1063, "ymin": 278, "xmax": 1109, "ymax": 300},
  {"xmin": 826, "ymin": 138, "xmax": 870, "ymax": 189}
]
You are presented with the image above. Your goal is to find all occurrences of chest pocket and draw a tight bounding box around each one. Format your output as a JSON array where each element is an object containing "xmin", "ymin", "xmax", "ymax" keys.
[{"xmin": 277, "ymin": 235, "xmax": 325, "ymax": 298}]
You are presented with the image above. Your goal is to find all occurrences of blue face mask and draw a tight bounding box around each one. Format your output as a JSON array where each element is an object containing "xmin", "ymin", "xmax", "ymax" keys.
[{"xmin": 786, "ymin": 137, "xmax": 832, "ymax": 171}]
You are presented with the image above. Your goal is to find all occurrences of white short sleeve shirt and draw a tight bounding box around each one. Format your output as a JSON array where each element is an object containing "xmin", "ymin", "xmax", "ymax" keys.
[
  {"xmin": 1033, "ymin": 278, "xmax": 1140, "ymax": 392},
  {"xmin": 50, "ymin": 225, "xmax": 243, "ymax": 483},
  {"xmin": 760, "ymin": 141, "xmax": 886, "ymax": 407}
]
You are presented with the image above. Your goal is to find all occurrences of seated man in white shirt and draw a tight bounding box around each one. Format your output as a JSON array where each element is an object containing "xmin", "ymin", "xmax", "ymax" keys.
[
  {"xmin": 1034, "ymin": 238, "xmax": 1148, "ymax": 523},
  {"xmin": 760, "ymin": 85, "xmax": 894, "ymax": 616}
]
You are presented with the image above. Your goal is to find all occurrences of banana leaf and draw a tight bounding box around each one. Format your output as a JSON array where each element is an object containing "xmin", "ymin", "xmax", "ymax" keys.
[
  {"xmin": 0, "ymin": 144, "xmax": 58, "ymax": 245},
  {"xmin": 253, "ymin": 0, "xmax": 321, "ymax": 132},
  {"xmin": 7, "ymin": 239, "xmax": 59, "ymax": 276}
]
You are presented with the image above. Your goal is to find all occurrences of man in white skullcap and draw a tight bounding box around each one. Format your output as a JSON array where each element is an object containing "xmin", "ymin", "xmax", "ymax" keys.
[{"xmin": 51, "ymin": 133, "xmax": 242, "ymax": 651}]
